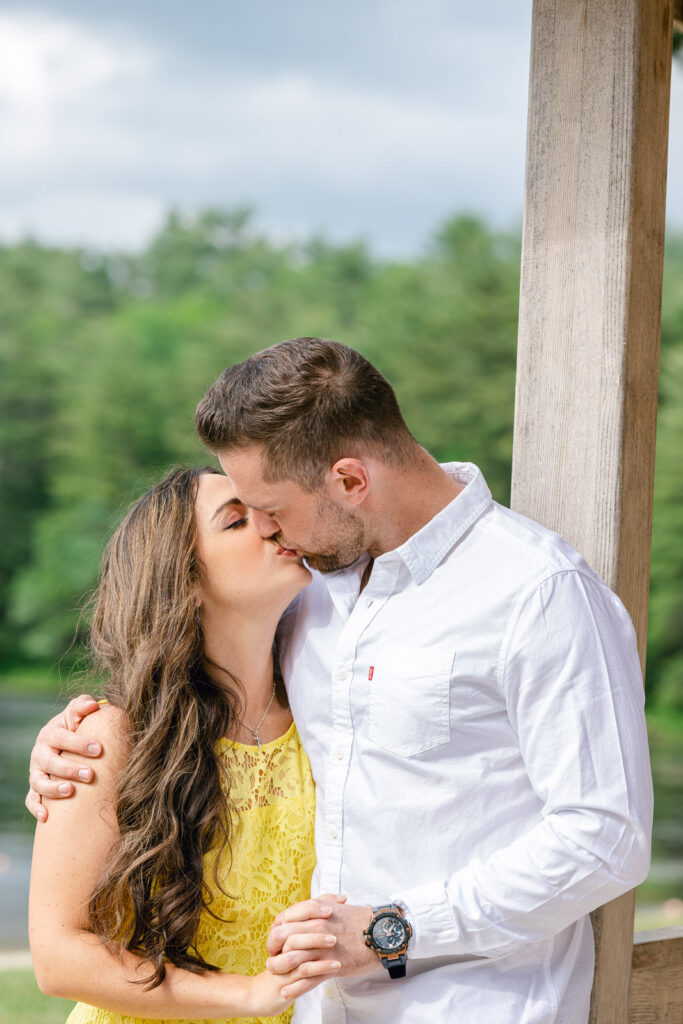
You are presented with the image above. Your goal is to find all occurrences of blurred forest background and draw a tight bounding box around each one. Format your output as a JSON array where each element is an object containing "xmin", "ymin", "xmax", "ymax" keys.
[{"xmin": 1, "ymin": 207, "xmax": 682, "ymax": 713}]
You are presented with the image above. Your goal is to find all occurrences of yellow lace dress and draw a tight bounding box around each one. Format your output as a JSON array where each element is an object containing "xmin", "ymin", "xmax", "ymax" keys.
[{"xmin": 65, "ymin": 720, "xmax": 316, "ymax": 1024}]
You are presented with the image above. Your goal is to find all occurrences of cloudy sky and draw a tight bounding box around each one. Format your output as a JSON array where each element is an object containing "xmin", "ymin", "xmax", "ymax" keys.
[{"xmin": 1, "ymin": 1, "xmax": 681, "ymax": 256}]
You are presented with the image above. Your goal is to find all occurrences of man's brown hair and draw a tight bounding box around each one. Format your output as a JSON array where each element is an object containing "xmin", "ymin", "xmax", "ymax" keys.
[{"xmin": 195, "ymin": 337, "xmax": 415, "ymax": 490}]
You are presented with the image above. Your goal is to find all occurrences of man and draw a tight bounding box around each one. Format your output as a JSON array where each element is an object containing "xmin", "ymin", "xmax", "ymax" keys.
[{"xmin": 28, "ymin": 337, "xmax": 652, "ymax": 1023}]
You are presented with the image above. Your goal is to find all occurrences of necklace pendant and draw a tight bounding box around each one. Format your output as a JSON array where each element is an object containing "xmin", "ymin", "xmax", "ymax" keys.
[{"xmin": 253, "ymin": 731, "xmax": 262, "ymax": 752}]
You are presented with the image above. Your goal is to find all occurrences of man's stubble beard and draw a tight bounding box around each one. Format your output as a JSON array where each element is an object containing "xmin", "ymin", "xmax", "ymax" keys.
[{"xmin": 299, "ymin": 492, "xmax": 368, "ymax": 574}]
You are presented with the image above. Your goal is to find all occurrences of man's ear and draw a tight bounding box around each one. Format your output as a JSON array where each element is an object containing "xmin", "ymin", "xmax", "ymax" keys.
[{"xmin": 328, "ymin": 458, "xmax": 369, "ymax": 507}]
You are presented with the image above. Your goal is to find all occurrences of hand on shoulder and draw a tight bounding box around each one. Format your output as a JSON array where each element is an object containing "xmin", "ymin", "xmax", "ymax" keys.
[
  {"xmin": 52, "ymin": 700, "xmax": 130, "ymax": 793},
  {"xmin": 26, "ymin": 694, "xmax": 108, "ymax": 820}
]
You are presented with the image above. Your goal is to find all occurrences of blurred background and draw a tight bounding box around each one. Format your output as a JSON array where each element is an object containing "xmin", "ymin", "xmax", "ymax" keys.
[{"xmin": 1, "ymin": 2, "xmax": 682, "ymax": 1020}]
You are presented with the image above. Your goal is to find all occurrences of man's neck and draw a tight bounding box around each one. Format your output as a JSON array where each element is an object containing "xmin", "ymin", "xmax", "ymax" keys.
[{"xmin": 365, "ymin": 455, "xmax": 464, "ymax": 558}]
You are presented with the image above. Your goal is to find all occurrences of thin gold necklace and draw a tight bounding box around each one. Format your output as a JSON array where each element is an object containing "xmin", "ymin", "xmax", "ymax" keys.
[{"xmin": 237, "ymin": 680, "xmax": 277, "ymax": 752}]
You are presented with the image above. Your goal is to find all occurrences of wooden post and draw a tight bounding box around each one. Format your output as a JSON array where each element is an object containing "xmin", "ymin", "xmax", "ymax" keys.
[
  {"xmin": 511, "ymin": 2, "xmax": 674, "ymax": 1022},
  {"xmin": 630, "ymin": 929, "xmax": 683, "ymax": 1022}
]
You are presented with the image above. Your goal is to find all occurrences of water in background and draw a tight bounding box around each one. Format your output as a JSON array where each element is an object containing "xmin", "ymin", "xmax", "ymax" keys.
[
  {"xmin": 0, "ymin": 694, "xmax": 65, "ymax": 950},
  {"xmin": 1, "ymin": 691, "xmax": 682, "ymax": 949}
]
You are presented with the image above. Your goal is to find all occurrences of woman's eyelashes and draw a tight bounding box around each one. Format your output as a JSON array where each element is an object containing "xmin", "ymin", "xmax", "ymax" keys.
[{"xmin": 223, "ymin": 516, "xmax": 249, "ymax": 531}]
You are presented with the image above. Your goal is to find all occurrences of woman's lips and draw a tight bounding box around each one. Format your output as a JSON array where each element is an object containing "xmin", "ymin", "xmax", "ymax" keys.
[{"xmin": 276, "ymin": 544, "xmax": 301, "ymax": 558}]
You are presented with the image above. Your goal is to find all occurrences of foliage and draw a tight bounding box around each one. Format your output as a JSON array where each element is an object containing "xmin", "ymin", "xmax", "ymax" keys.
[{"xmin": 0, "ymin": 209, "xmax": 682, "ymax": 709}]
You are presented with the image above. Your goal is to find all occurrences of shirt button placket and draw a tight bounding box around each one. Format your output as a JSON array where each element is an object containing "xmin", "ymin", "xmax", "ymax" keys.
[{"xmin": 322, "ymin": 660, "xmax": 353, "ymax": 894}]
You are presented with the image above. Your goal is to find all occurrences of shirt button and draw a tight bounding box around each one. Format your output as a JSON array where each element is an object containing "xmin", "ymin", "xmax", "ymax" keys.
[
  {"xmin": 328, "ymin": 826, "xmax": 338, "ymax": 840},
  {"xmin": 334, "ymin": 747, "xmax": 344, "ymax": 760},
  {"xmin": 336, "ymin": 668, "xmax": 348, "ymax": 681},
  {"xmin": 324, "ymin": 983, "xmax": 336, "ymax": 999}
]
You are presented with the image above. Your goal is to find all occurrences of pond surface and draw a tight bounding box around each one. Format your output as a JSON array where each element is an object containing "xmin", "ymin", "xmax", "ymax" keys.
[{"xmin": 1, "ymin": 692, "xmax": 682, "ymax": 949}]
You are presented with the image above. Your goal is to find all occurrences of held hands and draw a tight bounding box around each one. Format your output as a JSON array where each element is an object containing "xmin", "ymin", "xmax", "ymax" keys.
[
  {"xmin": 249, "ymin": 950, "xmax": 340, "ymax": 1013},
  {"xmin": 248, "ymin": 896, "xmax": 352, "ymax": 1009},
  {"xmin": 266, "ymin": 895, "xmax": 381, "ymax": 982},
  {"xmin": 26, "ymin": 695, "xmax": 102, "ymax": 821}
]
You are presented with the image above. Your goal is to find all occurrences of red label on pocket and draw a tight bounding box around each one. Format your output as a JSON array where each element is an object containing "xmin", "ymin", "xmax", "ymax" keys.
[{"xmin": 368, "ymin": 666, "xmax": 374, "ymax": 680}]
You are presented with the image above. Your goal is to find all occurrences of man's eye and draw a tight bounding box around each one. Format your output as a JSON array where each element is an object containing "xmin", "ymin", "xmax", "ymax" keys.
[{"xmin": 224, "ymin": 517, "xmax": 248, "ymax": 530}]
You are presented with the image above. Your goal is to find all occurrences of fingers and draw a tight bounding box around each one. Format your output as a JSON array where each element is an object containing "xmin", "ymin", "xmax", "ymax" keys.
[
  {"xmin": 280, "ymin": 962, "xmax": 341, "ymax": 1001},
  {"xmin": 28, "ymin": 765, "xmax": 89, "ymax": 794},
  {"xmin": 267, "ymin": 935, "xmax": 337, "ymax": 975},
  {"xmin": 267, "ymin": 916, "xmax": 331, "ymax": 957},
  {"xmin": 321, "ymin": 893, "xmax": 347, "ymax": 904},
  {"xmin": 31, "ymin": 723, "xmax": 102, "ymax": 785},
  {"xmin": 25, "ymin": 789, "xmax": 46, "ymax": 823},
  {"xmin": 26, "ymin": 699, "xmax": 103, "ymax": 820},
  {"xmin": 37, "ymin": 722, "xmax": 102, "ymax": 761},
  {"xmin": 273, "ymin": 898, "xmax": 335, "ymax": 927},
  {"xmin": 281, "ymin": 932, "xmax": 336, "ymax": 956},
  {"xmin": 63, "ymin": 695, "xmax": 100, "ymax": 731}
]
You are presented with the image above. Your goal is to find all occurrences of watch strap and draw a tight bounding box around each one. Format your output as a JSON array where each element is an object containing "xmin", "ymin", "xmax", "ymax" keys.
[{"xmin": 386, "ymin": 954, "xmax": 407, "ymax": 979}]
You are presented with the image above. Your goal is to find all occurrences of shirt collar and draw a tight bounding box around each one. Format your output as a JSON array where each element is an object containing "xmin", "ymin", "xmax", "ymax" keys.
[
  {"xmin": 385, "ymin": 462, "xmax": 492, "ymax": 585},
  {"xmin": 313, "ymin": 462, "xmax": 492, "ymax": 601}
]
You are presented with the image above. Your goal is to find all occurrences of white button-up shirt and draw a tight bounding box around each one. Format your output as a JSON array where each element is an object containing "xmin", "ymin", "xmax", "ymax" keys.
[{"xmin": 281, "ymin": 463, "xmax": 652, "ymax": 1024}]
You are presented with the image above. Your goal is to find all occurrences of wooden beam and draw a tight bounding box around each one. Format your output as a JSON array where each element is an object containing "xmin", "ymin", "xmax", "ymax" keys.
[
  {"xmin": 630, "ymin": 929, "xmax": 683, "ymax": 1022},
  {"xmin": 512, "ymin": 1, "xmax": 674, "ymax": 1022}
]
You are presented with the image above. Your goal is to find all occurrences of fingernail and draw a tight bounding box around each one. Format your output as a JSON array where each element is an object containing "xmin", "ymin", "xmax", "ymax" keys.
[
  {"xmin": 319, "ymin": 904, "xmax": 332, "ymax": 915},
  {"xmin": 58, "ymin": 783, "xmax": 71, "ymax": 794},
  {"xmin": 325, "ymin": 935, "xmax": 336, "ymax": 945},
  {"xmin": 87, "ymin": 744, "xmax": 100, "ymax": 755},
  {"xmin": 281, "ymin": 988, "xmax": 289, "ymax": 998},
  {"xmin": 331, "ymin": 961, "xmax": 341, "ymax": 969},
  {"xmin": 78, "ymin": 768, "xmax": 91, "ymax": 780}
]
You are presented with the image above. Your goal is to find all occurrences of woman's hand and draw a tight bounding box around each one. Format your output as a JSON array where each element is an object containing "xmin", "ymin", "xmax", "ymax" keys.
[
  {"xmin": 26, "ymin": 695, "xmax": 102, "ymax": 821},
  {"xmin": 248, "ymin": 955, "xmax": 342, "ymax": 1015}
]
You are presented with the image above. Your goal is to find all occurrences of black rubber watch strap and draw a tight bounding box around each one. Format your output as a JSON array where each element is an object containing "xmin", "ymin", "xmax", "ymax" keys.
[{"xmin": 386, "ymin": 955, "xmax": 407, "ymax": 979}]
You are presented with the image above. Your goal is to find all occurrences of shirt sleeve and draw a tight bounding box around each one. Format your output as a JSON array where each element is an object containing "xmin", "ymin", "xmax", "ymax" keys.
[{"xmin": 392, "ymin": 569, "xmax": 653, "ymax": 960}]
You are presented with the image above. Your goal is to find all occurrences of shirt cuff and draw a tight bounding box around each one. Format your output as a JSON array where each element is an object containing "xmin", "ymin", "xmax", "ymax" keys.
[{"xmin": 391, "ymin": 880, "xmax": 464, "ymax": 960}]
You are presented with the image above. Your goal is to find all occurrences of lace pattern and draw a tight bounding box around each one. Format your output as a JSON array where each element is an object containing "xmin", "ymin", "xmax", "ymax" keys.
[{"xmin": 65, "ymin": 722, "xmax": 316, "ymax": 1024}]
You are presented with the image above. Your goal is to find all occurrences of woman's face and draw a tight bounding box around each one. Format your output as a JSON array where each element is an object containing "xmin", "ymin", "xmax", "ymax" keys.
[{"xmin": 193, "ymin": 472, "xmax": 311, "ymax": 619}]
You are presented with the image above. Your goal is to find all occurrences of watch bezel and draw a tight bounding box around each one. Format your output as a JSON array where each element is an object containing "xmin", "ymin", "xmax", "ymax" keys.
[{"xmin": 368, "ymin": 911, "xmax": 409, "ymax": 952}]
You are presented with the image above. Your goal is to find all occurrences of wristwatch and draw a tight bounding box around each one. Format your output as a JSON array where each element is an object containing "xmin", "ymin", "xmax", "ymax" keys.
[{"xmin": 363, "ymin": 903, "xmax": 412, "ymax": 979}]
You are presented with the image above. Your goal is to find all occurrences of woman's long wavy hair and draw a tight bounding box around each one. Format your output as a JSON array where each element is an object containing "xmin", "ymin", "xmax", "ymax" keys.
[{"xmin": 87, "ymin": 467, "xmax": 241, "ymax": 987}]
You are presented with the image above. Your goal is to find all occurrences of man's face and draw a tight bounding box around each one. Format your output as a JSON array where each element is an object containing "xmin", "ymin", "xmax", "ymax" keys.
[{"xmin": 218, "ymin": 446, "xmax": 368, "ymax": 573}]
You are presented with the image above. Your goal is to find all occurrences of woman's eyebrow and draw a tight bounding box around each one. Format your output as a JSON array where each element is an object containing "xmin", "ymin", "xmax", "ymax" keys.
[{"xmin": 209, "ymin": 497, "xmax": 245, "ymax": 522}]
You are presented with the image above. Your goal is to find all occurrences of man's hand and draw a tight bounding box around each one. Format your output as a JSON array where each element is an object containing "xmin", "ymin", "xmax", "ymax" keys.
[
  {"xmin": 266, "ymin": 896, "xmax": 380, "ymax": 980},
  {"xmin": 26, "ymin": 695, "xmax": 102, "ymax": 822}
]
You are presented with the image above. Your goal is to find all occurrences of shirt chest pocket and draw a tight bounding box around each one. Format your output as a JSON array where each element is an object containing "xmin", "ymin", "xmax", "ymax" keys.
[{"xmin": 368, "ymin": 648, "xmax": 453, "ymax": 757}]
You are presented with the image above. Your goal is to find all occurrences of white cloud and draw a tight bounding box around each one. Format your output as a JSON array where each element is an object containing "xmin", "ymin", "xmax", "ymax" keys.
[
  {"xmin": 0, "ymin": 14, "xmax": 124, "ymax": 104},
  {"xmin": 0, "ymin": 6, "xmax": 541, "ymax": 253}
]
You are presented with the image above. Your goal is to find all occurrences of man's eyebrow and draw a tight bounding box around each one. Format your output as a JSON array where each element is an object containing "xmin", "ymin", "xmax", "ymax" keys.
[{"xmin": 210, "ymin": 498, "xmax": 245, "ymax": 522}]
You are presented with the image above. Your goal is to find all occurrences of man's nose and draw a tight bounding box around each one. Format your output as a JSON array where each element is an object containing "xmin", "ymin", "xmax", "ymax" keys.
[{"xmin": 250, "ymin": 509, "xmax": 279, "ymax": 538}]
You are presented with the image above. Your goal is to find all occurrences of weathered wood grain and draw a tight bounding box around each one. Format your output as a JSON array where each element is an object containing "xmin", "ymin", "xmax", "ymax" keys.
[
  {"xmin": 630, "ymin": 929, "xmax": 683, "ymax": 1022},
  {"xmin": 512, "ymin": 2, "xmax": 674, "ymax": 1022}
]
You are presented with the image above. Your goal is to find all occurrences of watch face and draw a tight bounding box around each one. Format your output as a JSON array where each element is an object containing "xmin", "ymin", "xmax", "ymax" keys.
[{"xmin": 371, "ymin": 915, "xmax": 407, "ymax": 951}]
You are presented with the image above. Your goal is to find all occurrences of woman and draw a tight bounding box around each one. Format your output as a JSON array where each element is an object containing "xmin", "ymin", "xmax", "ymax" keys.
[{"xmin": 29, "ymin": 467, "xmax": 341, "ymax": 1022}]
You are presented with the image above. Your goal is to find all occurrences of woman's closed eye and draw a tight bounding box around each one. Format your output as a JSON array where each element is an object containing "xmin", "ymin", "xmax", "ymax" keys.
[{"xmin": 223, "ymin": 516, "xmax": 248, "ymax": 530}]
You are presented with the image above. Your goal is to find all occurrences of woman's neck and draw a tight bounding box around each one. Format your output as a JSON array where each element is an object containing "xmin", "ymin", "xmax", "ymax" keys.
[{"xmin": 199, "ymin": 603, "xmax": 281, "ymax": 723}]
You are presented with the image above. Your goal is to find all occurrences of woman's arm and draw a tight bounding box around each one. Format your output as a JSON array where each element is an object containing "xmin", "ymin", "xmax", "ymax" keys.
[{"xmin": 29, "ymin": 704, "xmax": 339, "ymax": 1019}]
